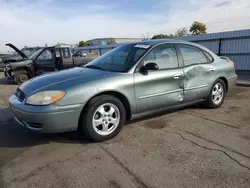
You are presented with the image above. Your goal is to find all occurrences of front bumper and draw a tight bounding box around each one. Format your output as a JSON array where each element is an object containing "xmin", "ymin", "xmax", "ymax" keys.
[
  {"xmin": 4, "ymin": 66, "xmax": 13, "ymax": 79},
  {"xmin": 9, "ymin": 95, "xmax": 84, "ymax": 133}
]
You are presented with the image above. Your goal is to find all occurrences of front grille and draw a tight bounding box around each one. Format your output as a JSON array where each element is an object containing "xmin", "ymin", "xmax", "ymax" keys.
[{"xmin": 15, "ymin": 88, "xmax": 25, "ymax": 102}]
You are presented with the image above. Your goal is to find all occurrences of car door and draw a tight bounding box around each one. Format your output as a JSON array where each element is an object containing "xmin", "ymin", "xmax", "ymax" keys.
[
  {"xmin": 72, "ymin": 49, "xmax": 89, "ymax": 67},
  {"xmin": 72, "ymin": 50, "xmax": 82, "ymax": 66},
  {"xmin": 34, "ymin": 47, "xmax": 55, "ymax": 75},
  {"xmin": 177, "ymin": 44, "xmax": 216, "ymax": 102},
  {"xmin": 134, "ymin": 44, "xmax": 185, "ymax": 113},
  {"xmin": 61, "ymin": 48, "xmax": 73, "ymax": 69}
]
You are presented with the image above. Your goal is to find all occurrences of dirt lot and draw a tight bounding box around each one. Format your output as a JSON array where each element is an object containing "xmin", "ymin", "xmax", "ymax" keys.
[{"xmin": 0, "ymin": 75, "xmax": 250, "ymax": 188}]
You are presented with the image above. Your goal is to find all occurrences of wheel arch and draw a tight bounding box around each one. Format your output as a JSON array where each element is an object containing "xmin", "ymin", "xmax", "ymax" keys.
[
  {"xmin": 79, "ymin": 90, "xmax": 132, "ymax": 124},
  {"xmin": 217, "ymin": 77, "xmax": 228, "ymax": 92},
  {"xmin": 14, "ymin": 67, "xmax": 33, "ymax": 78}
]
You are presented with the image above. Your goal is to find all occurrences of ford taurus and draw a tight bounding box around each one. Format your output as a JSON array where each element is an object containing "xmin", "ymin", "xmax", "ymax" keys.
[{"xmin": 9, "ymin": 39, "xmax": 237, "ymax": 142}]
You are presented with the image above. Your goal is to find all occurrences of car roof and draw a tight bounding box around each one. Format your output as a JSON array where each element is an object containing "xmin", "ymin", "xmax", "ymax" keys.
[
  {"xmin": 125, "ymin": 39, "xmax": 213, "ymax": 53},
  {"xmin": 127, "ymin": 39, "xmax": 194, "ymax": 46}
]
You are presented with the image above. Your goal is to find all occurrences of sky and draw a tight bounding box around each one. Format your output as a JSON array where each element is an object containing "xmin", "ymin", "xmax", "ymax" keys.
[{"xmin": 0, "ymin": 0, "xmax": 250, "ymax": 51}]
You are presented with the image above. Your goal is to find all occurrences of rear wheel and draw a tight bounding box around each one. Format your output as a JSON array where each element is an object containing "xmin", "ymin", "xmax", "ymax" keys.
[
  {"xmin": 204, "ymin": 79, "xmax": 226, "ymax": 108},
  {"xmin": 79, "ymin": 95, "xmax": 126, "ymax": 142},
  {"xmin": 14, "ymin": 70, "xmax": 29, "ymax": 85}
]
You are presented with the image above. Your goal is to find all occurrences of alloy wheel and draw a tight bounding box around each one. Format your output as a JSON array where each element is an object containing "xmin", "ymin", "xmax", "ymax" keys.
[
  {"xmin": 92, "ymin": 103, "xmax": 120, "ymax": 136},
  {"xmin": 212, "ymin": 83, "xmax": 224, "ymax": 104}
]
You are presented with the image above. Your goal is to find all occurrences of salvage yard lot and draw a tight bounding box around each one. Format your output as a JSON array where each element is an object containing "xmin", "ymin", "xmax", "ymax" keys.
[{"xmin": 0, "ymin": 76, "xmax": 250, "ymax": 188}]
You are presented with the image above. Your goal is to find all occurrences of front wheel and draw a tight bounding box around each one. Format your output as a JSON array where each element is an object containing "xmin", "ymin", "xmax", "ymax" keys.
[
  {"xmin": 14, "ymin": 70, "xmax": 29, "ymax": 85},
  {"xmin": 204, "ymin": 79, "xmax": 226, "ymax": 108},
  {"xmin": 79, "ymin": 95, "xmax": 126, "ymax": 142}
]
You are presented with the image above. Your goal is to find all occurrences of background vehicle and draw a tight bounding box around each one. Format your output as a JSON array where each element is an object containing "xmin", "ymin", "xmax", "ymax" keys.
[
  {"xmin": 0, "ymin": 44, "xmax": 42, "ymax": 70},
  {"xmin": 9, "ymin": 39, "xmax": 237, "ymax": 142},
  {"xmin": 4, "ymin": 46, "xmax": 74, "ymax": 84},
  {"xmin": 72, "ymin": 49, "xmax": 100, "ymax": 66}
]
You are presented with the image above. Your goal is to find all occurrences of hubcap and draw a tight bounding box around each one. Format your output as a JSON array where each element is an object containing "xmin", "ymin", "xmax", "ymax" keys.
[
  {"xmin": 92, "ymin": 103, "xmax": 120, "ymax": 136},
  {"xmin": 19, "ymin": 74, "xmax": 28, "ymax": 83},
  {"xmin": 212, "ymin": 83, "xmax": 224, "ymax": 104}
]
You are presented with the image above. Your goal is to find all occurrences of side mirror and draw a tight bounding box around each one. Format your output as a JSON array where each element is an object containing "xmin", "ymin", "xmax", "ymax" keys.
[{"xmin": 141, "ymin": 62, "xmax": 159, "ymax": 71}]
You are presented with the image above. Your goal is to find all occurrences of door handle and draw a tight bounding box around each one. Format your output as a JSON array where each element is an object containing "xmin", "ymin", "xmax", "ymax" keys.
[
  {"xmin": 173, "ymin": 74, "xmax": 182, "ymax": 80},
  {"xmin": 207, "ymin": 68, "xmax": 215, "ymax": 73}
]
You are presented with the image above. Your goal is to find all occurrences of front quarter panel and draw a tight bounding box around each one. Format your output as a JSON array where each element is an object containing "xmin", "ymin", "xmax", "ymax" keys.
[
  {"xmin": 10, "ymin": 60, "xmax": 33, "ymax": 70},
  {"xmin": 56, "ymin": 73, "xmax": 136, "ymax": 114}
]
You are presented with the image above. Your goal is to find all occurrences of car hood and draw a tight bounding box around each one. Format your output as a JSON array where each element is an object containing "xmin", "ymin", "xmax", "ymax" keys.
[
  {"xmin": 5, "ymin": 43, "xmax": 28, "ymax": 59},
  {"xmin": 19, "ymin": 67, "xmax": 115, "ymax": 95},
  {"xmin": 0, "ymin": 53, "xmax": 24, "ymax": 63}
]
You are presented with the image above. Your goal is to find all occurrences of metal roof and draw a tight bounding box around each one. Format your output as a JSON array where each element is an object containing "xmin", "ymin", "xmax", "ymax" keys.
[{"xmin": 173, "ymin": 29, "xmax": 250, "ymax": 41}]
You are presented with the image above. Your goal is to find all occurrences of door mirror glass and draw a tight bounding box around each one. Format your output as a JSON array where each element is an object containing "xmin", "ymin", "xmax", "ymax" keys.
[{"xmin": 143, "ymin": 62, "xmax": 159, "ymax": 71}]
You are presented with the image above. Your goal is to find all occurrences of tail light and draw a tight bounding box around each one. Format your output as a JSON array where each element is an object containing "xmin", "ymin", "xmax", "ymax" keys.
[{"xmin": 232, "ymin": 61, "xmax": 236, "ymax": 69}]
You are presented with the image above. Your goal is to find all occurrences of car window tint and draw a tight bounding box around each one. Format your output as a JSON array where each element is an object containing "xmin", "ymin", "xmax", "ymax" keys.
[
  {"xmin": 179, "ymin": 45, "xmax": 208, "ymax": 66},
  {"xmin": 203, "ymin": 50, "xmax": 213, "ymax": 62},
  {"xmin": 56, "ymin": 48, "xmax": 60, "ymax": 57},
  {"xmin": 37, "ymin": 49, "xmax": 52, "ymax": 60},
  {"xmin": 133, "ymin": 49, "xmax": 145, "ymax": 62},
  {"xmin": 22, "ymin": 49, "xmax": 36, "ymax": 57},
  {"xmin": 62, "ymin": 48, "xmax": 70, "ymax": 58},
  {"xmin": 143, "ymin": 45, "xmax": 178, "ymax": 69},
  {"xmin": 87, "ymin": 44, "xmax": 147, "ymax": 72},
  {"xmin": 102, "ymin": 50, "xmax": 129, "ymax": 65},
  {"xmin": 100, "ymin": 48, "xmax": 111, "ymax": 55}
]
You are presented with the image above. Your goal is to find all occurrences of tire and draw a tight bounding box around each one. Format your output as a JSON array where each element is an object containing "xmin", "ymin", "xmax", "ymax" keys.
[
  {"xmin": 79, "ymin": 95, "xmax": 126, "ymax": 142},
  {"xmin": 14, "ymin": 70, "xmax": 29, "ymax": 85},
  {"xmin": 204, "ymin": 79, "xmax": 226, "ymax": 108}
]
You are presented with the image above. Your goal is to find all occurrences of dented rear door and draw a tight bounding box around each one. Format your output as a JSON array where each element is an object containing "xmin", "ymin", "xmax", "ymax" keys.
[{"xmin": 177, "ymin": 44, "xmax": 216, "ymax": 101}]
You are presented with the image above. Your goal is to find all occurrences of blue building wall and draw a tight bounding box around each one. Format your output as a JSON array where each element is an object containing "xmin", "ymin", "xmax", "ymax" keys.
[
  {"xmin": 74, "ymin": 29, "xmax": 250, "ymax": 70},
  {"xmin": 173, "ymin": 29, "xmax": 250, "ymax": 70}
]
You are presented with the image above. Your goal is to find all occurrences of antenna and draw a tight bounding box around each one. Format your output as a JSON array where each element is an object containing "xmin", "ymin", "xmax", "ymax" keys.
[{"xmin": 142, "ymin": 33, "xmax": 146, "ymax": 39}]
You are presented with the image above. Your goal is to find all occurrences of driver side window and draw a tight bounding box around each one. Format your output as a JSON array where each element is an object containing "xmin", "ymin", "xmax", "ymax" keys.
[
  {"xmin": 37, "ymin": 49, "xmax": 53, "ymax": 60},
  {"xmin": 143, "ymin": 44, "xmax": 178, "ymax": 69}
]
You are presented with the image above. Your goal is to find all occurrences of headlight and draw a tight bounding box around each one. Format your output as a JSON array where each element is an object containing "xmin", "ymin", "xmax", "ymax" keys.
[{"xmin": 26, "ymin": 90, "xmax": 66, "ymax": 105}]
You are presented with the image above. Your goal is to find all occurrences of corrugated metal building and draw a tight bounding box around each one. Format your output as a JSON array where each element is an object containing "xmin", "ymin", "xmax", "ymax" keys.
[
  {"xmin": 173, "ymin": 29, "xmax": 250, "ymax": 71},
  {"xmin": 74, "ymin": 29, "xmax": 250, "ymax": 71}
]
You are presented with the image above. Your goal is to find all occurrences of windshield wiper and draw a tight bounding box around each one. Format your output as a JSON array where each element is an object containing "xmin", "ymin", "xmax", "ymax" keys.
[{"xmin": 85, "ymin": 65, "xmax": 106, "ymax": 71}]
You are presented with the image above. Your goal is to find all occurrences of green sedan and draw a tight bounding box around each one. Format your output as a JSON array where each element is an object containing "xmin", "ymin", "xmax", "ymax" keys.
[{"xmin": 9, "ymin": 39, "xmax": 237, "ymax": 142}]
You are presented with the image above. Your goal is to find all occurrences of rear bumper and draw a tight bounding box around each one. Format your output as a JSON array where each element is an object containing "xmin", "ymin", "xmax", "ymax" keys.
[
  {"xmin": 9, "ymin": 95, "xmax": 84, "ymax": 133},
  {"xmin": 228, "ymin": 75, "xmax": 237, "ymax": 89}
]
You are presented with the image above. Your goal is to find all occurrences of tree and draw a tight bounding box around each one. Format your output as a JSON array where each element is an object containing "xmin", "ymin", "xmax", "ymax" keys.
[
  {"xmin": 107, "ymin": 38, "xmax": 116, "ymax": 44},
  {"xmin": 189, "ymin": 21, "xmax": 207, "ymax": 35},
  {"xmin": 78, "ymin": 40, "xmax": 88, "ymax": 47},
  {"xmin": 175, "ymin": 28, "xmax": 188, "ymax": 36},
  {"xmin": 152, "ymin": 34, "xmax": 170, "ymax": 39}
]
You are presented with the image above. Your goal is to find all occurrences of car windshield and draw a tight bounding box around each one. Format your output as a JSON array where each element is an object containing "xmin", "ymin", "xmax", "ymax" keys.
[
  {"xmin": 12, "ymin": 48, "xmax": 37, "ymax": 57},
  {"xmin": 85, "ymin": 44, "xmax": 149, "ymax": 72},
  {"xmin": 29, "ymin": 48, "xmax": 43, "ymax": 59},
  {"xmin": 21, "ymin": 48, "xmax": 38, "ymax": 57}
]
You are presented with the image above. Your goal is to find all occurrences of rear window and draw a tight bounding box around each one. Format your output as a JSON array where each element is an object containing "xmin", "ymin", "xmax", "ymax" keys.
[
  {"xmin": 179, "ymin": 45, "xmax": 209, "ymax": 66},
  {"xmin": 203, "ymin": 50, "xmax": 213, "ymax": 62}
]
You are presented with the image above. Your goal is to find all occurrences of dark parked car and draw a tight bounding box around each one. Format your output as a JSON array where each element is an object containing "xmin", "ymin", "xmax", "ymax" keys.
[{"xmin": 4, "ymin": 46, "xmax": 75, "ymax": 84}]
